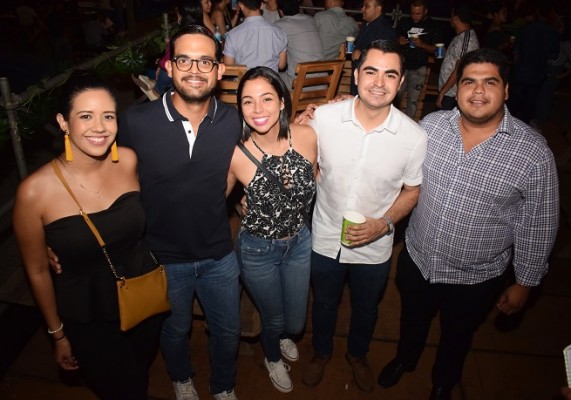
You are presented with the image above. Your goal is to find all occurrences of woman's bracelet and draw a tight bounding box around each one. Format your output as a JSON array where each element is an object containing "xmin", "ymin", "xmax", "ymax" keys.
[
  {"xmin": 47, "ymin": 321, "xmax": 63, "ymax": 335},
  {"xmin": 53, "ymin": 334, "xmax": 66, "ymax": 342}
]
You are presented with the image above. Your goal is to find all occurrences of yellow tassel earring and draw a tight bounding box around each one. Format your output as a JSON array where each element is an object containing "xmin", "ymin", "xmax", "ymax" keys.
[
  {"xmin": 64, "ymin": 132, "xmax": 73, "ymax": 161},
  {"xmin": 110, "ymin": 141, "xmax": 119, "ymax": 162}
]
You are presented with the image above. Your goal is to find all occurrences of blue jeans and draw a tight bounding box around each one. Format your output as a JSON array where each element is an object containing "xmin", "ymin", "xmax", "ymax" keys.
[
  {"xmin": 237, "ymin": 226, "xmax": 311, "ymax": 362},
  {"xmin": 160, "ymin": 251, "xmax": 241, "ymax": 394},
  {"xmin": 311, "ymin": 251, "xmax": 390, "ymax": 358}
]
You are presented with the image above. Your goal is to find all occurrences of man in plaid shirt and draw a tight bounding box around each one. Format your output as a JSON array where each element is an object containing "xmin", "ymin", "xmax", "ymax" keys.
[{"xmin": 378, "ymin": 48, "xmax": 559, "ymax": 400}]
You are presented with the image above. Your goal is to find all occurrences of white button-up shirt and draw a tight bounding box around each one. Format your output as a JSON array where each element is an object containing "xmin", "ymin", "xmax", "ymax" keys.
[{"xmin": 310, "ymin": 98, "xmax": 427, "ymax": 264}]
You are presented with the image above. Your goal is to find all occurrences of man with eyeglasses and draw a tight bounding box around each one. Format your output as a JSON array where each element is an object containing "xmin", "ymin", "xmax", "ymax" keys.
[{"xmin": 119, "ymin": 25, "xmax": 242, "ymax": 400}]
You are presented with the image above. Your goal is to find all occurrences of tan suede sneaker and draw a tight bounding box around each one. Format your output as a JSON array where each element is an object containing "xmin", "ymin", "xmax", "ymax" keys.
[
  {"xmin": 301, "ymin": 352, "xmax": 331, "ymax": 387},
  {"xmin": 345, "ymin": 352, "xmax": 374, "ymax": 392}
]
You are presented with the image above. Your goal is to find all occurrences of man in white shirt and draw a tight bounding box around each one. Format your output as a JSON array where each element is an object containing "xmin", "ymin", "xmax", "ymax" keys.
[{"xmin": 300, "ymin": 40, "xmax": 427, "ymax": 393}]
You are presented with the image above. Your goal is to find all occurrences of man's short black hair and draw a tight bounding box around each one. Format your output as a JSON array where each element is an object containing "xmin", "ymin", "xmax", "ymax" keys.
[
  {"xmin": 453, "ymin": 3, "xmax": 473, "ymax": 24},
  {"xmin": 239, "ymin": 0, "xmax": 262, "ymax": 11},
  {"xmin": 170, "ymin": 24, "xmax": 223, "ymax": 61},
  {"xmin": 278, "ymin": 0, "xmax": 299, "ymax": 16},
  {"xmin": 356, "ymin": 39, "xmax": 404, "ymax": 75},
  {"xmin": 456, "ymin": 48, "xmax": 510, "ymax": 85}
]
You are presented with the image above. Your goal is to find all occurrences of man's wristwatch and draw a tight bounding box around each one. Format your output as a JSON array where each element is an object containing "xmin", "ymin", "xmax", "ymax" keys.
[{"xmin": 381, "ymin": 216, "xmax": 394, "ymax": 235}]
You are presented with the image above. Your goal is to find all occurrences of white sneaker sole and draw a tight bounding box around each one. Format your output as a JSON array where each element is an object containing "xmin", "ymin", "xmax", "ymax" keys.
[
  {"xmin": 281, "ymin": 352, "xmax": 299, "ymax": 363},
  {"xmin": 264, "ymin": 359, "xmax": 293, "ymax": 393}
]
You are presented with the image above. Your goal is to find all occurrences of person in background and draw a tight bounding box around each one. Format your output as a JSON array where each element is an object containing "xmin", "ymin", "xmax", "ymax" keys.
[
  {"xmin": 16, "ymin": 0, "xmax": 44, "ymax": 43},
  {"xmin": 223, "ymin": 0, "xmax": 288, "ymax": 71},
  {"xmin": 395, "ymin": 0, "xmax": 442, "ymax": 119},
  {"xmin": 227, "ymin": 66, "xmax": 317, "ymax": 394},
  {"xmin": 298, "ymin": 40, "xmax": 427, "ymax": 393},
  {"xmin": 262, "ymin": 0, "xmax": 281, "ymax": 23},
  {"xmin": 533, "ymin": 36, "xmax": 570, "ymax": 130},
  {"xmin": 314, "ymin": 0, "xmax": 359, "ymax": 60},
  {"xmin": 350, "ymin": 0, "xmax": 396, "ymax": 94},
  {"xmin": 378, "ymin": 48, "xmax": 559, "ymax": 400},
  {"xmin": 275, "ymin": 0, "xmax": 324, "ymax": 89},
  {"xmin": 436, "ymin": 3, "xmax": 479, "ymax": 110},
  {"xmin": 14, "ymin": 71, "xmax": 163, "ymax": 400},
  {"xmin": 211, "ymin": 0, "xmax": 240, "ymax": 36},
  {"xmin": 82, "ymin": 11, "xmax": 113, "ymax": 52},
  {"xmin": 201, "ymin": 0, "xmax": 217, "ymax": 33},
  {"xmin": 508, "ymin": 2, "xmax": 560, "ymax": 124},
  {"xmin": 482, "ymin": 1, "xmax": 510, "ymax": 53}
]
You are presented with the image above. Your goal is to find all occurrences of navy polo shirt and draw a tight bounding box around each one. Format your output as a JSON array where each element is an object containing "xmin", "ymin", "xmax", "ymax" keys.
[
  {"xmin": 119, "ymin": 93, "xmax": 241, "ymax": 263},
  {"xmin": 355, "ymin": 15, "xmax": 397, "ymax": 51}
]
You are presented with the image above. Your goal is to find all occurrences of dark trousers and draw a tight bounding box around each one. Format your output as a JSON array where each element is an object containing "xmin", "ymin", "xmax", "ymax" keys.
[
  {"xmin": 395, "ymin": 244, "xmax": 503, "ymax": 389},
  {"xmin": 64, "ymin": 315, "xmax": 163, "ymax": 400},
  {"xmin": 311, "ymin": 250, "xmax": 390, "ymax": 358}
]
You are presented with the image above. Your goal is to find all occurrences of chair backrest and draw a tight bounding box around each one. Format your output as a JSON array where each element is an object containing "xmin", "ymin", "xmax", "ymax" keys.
[
  {"xmin": 336, "ymin": 59, "xmax": 353, "ymax": 96},
  {"xmin": 216, "ymin": 64, "xmax": 247, "ymax": 107},
  {"xmin": 290, "ymin": 59, "xmax": 345, "ymax": 122}
]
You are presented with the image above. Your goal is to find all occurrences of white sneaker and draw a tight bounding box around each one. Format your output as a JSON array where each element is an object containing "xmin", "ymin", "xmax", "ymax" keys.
[
  {"xmin": 173, "ymin": 379, "xmax": 200, "ymax": 400},
  {"xmin": 212, "ymin": 390, "xmax": 238, "ymax": 400},
  {"xmin": 279, "ymin": 338, "xmax": 299, "ymax": 362},
  {"xmin": 264, "ymin": 358, "xmax": 293, "ymax": 393}
]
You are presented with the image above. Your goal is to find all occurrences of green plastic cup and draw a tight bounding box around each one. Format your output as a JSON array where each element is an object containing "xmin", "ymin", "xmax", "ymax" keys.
[{"xmin": 340, "ymin": 211, "xmax": 366, "ymax": 246}]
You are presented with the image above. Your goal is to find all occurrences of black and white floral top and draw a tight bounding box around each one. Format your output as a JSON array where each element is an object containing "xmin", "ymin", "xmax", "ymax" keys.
[{"xmin": 242, "ymin": 136, "xmax": 315, "ymax": 239}]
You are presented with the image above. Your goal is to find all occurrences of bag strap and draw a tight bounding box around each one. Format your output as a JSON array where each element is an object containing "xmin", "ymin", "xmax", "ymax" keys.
[
  {"xmin": 237, "ymin": 142, "xmax": 312, "ymax": 231},
  {"xmin": 52, "ymin": 159, "xmax": 126, "ymax": 282}
]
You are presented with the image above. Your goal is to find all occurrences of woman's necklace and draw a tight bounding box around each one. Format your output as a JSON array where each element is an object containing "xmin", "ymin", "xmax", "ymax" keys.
[
  {"xmin": 78, "ymin": 182, "xmax": 103, "ymax": 198},
  {"xmin": 250, "ymin": 134, "xmax": 295, "ymax": 190},
  {"xmin": 59, "ymin": 157, "xmax": 105, "ymax": 198}
]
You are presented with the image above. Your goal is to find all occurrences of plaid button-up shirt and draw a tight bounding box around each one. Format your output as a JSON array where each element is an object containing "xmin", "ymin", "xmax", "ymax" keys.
[{"xmin": 406, "ymin": 106, "xmax": 559, "ymax": 286}]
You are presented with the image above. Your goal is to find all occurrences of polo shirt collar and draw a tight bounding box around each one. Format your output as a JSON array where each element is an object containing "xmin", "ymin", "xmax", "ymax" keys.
[
  {"xmin": 245, "ymin": 15, "xmax": 264, "ymax": 22},
  {"xmin": 162, "ymin": 91, "xmax": 219, "ymax": 123},
  {"xmin": 342, "ymin": 96, "xmax": 399, "ymax": 135},
  {"xmin": 329, "ymin": 7, "xmax": 346, "ymax": 14}
]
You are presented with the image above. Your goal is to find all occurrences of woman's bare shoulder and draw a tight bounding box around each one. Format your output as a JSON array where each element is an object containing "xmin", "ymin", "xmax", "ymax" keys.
[
  {"xmin": 290, "ymin": 123, "xmax": 317, "ymax": 145},
  {"xmin": 15, "ymin": 160, "xmax": 59, "ymax": 207}
]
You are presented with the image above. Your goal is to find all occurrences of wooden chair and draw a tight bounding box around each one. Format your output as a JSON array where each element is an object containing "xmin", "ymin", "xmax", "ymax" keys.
[
  {"xmin": 336, "ymin": 59, "xmax": 354, "ymax": 96},
  {"xmin": 290, "ymin": 59, "xmax": 345, "ymax": 121},
  {"xmin": 216, "ymin": 64, "xmax": 247, "ymax": 107}
]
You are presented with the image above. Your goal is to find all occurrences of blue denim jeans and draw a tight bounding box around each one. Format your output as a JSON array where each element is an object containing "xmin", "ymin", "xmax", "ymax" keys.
[
  {"xmin": 237, "ymin": 225, "xmax": 311, "ymax": 362},
  {"xmin": 160, "ymin": 251, "xmax": 241, "ymax": 394},
  {"xmin": 311, "ymin": 250, "xmax": 390, "ymax": 358}
]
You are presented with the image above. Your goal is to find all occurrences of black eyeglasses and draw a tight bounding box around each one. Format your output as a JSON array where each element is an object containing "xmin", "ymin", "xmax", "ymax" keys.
[{"xmin": 172, "ymin": 56, "xmax": 219, "ymax": 73}]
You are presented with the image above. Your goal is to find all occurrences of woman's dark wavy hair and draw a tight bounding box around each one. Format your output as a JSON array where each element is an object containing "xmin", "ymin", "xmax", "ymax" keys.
[
  {"xmin": 57, "ymin": 70, "xmax": 117, "ymax": 120},
  {"xmin": 237, "ymin": 66, "xmax": 292, "ymax": 141},
  {"xmin": 177, "ymin": 0, "xmax": 204, "ymax": 27},
  {"xmin": 170, "ymin": 24, "xmax": 223, "ymax": 61}
]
